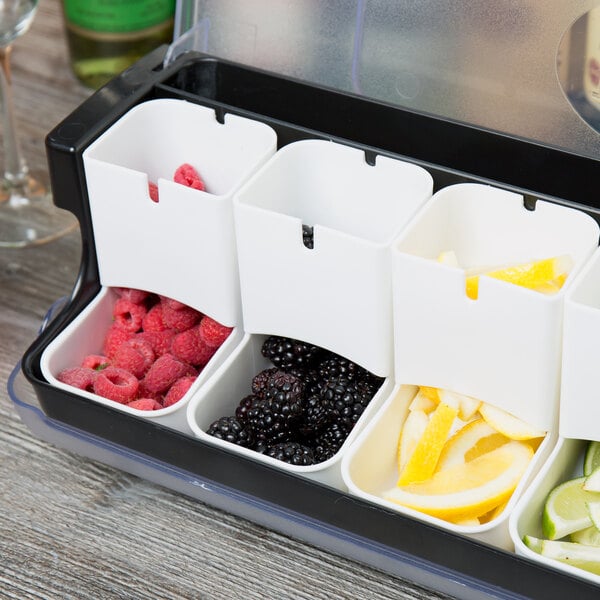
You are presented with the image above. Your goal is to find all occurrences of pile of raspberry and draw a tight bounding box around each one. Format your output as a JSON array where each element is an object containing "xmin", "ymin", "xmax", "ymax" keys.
[
  {"xmin": 57, "ymin": 287, "xmax": 232, "ymax": 411},
  {"xmin": 207, "ymin": 336, "xmax": 384, "ymax": 466}
]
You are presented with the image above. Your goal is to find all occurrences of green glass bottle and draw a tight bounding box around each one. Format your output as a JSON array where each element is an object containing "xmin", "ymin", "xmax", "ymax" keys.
[{"xmin": 62, "ymin": 0, "xmax": 176, "ymax": 89}]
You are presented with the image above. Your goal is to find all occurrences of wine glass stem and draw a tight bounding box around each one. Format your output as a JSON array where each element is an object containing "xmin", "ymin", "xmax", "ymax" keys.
[{"xmin": 0, "ymin": 44, "xmax": 28, "ymax": 184}]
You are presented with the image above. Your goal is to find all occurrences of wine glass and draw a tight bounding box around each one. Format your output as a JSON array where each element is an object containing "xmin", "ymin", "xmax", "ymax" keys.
[{"xmin": 0, "ymin": 0, "xmax": 77, "ymax": 248}]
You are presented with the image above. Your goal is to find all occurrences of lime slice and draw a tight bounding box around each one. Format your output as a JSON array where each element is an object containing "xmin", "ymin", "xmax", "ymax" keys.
[
  {"xmin": 538, "ymin": 539, "xmax": 600, "ymax": 576},
  {"xmin": 588, "ymin": 501, "xmax": 600, "ymax": 530},
  {"xmin": 584, "ymin": 441, "xmax": 600, "ymax": 477},
  {"xmin": 523, "ymin": 535, "xmax": 544, "ymax": 553},
  {"xmin": 542, "ymin": 477, "xmax": 600, "ymax": 540},
  {"xmin": 572, "ymin": 526, "xmax": 600, "ymax": 547}
]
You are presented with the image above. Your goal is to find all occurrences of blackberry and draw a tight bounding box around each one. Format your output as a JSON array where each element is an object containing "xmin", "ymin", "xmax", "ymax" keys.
[
  {"xmin": 207, "ymin": 416, "xmax": 254, "ymax": 448},
  {"xmin": 288, "ymin": 366, "xmax": 322, "ymax": 397},
  {"xmin": 246, "ymin": 372, "xmax": 304, "ymax": 442},
  {"xmin": 302, "ymin": 224, "xmax": 314, "ymax": 249},
  {"xmin": 298, "ymin": 394, "xmax": 333, "ymax": 436},
  {"xmin": 320, "ymin": 377, "xmax": 373, "ymax": 430},
  {"xmin": 266, "ymin": 442, "xmax": 315, "ymax": 466},
  {"xmin": 251, "ymin": 367, "xmax": 278, "ymax": 399},
  {"xmin": 318, "ymin": 354, "xmax": 369, "ymax": 383},
  {"xmin": 261, "ymin": 335, "xmax": 322, "ymax": 370},
  {"xmin": 235, "ymin": 394, "xmax": 257, "ymax": 422},
  {"xmin": 311, "ymin": 422, "xmax": 349, "ymax": 463}
]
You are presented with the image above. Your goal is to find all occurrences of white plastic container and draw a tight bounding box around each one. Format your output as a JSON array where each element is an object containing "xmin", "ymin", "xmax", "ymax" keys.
[
  {"xmin": 341, "ymin": 383, "xmax": 557, "ymax": 550},
  {"xmin": 40, "ymin": 287, "xmax": 243, "ymax": 435},
  {"xmin": 560, "ymin": 247, "xmax": 600, "ymax": 441},
  {"xmin": 186, "ymin": 333, "xmax": 394, "ymax": 489},
  {"xmin": 82, "ymin": 98, "xmax": 277, "ymax": 327},
  {"xmin": 509, "ymin": 437, "xmax": 600, "ymax": 586},
  {"xmin": 391, "ymin": 183, "xmax": 599, "ymax": 431},
  {"xmin": 233, "ymin": 139, "xmax": 433, "ymax": 377}
]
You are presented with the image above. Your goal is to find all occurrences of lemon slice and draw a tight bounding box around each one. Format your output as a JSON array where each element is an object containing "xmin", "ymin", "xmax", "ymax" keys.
[
  {"xmin": 572, "ymin": 526, "xmax": 600, "ymax": 547},
  {"xmin": 436, "ymin": 418, "xmax": 509, "ymax": 471},
  {"xmin": 438, "ymin": 389, "xmax": 482, "ymax": 421},
  {"xmin": 535, "ymin": 539, "xmax": 600, "ymax": 576},
  {"xmin": 584, "ymin": 441, "xmax": 600, "ymax": 477},
  {"xmin": 397, "ymin": 401, "xmax": 458, "ymax": 485},
  {"xmin": 419, "ymin": 386, "xmax": 440, "ymax": 403},
  {"xmin": 479, "ymin": 500, "xmax": 508, "ymax": 524},
  {"xmin": 542, "ymin": 477, "xmax": 600, "ymax": 540},
  {"xmin": 465, "ymin": 255, "xmax": 573, "ymax": 299},
  {"xmin": 408, "ymin": 390, "xmax": 438, "ymax": 414},
  {"xmin": 398, "ymin": 409, "xmax": 429, "ymax": 473},
  {"xmin": 478, "ymin": 402, "xmax": 546, "ymax": 441},
  {"xmin": 386, "ymin": 441, "xmax": 533, "ymax": 521}
]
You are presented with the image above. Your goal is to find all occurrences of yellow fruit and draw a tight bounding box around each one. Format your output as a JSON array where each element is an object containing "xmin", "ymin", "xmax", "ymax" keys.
[
  {"xmin": 398, "ymin": 409, "xmax": 429, "ymax": 473},
  {"xmin": 437, "ymin": 389, "xmax": 482, "ymax": 421},
  {"xmin": 478, "ymin": 402, "xmax": 546, "ymax": 441},
  {"xmin": 465, "ymin": 255, "xmax": 573, "ymax": 299},
  {"xmin": 478, "ymin": 500, "xmax": 509, "ymax": 524},
  {"xmin": 408, "ymin": 390, "xmax": 438, "ymax": 414},
  {"xmin": 419, "ymin": 386, "xmax": 440, "ymax": 403},
  {"xmin": 436, "ymin": 418, "xmax": 509, "ymax": 471},
  {"xmin": 397, "ymin": 401, "xmax": 458, "ymax": 486},
  {"xmin": 385, "ymin": 441, "xmax": 533, "ymax": 521}
]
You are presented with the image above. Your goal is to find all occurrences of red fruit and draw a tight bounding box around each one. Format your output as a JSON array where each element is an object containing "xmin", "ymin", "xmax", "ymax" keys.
[
  {"xmin": 170, "ymin": 326, "xmax": 215, "ymax": 366},
  {"xmin": 57, "ymin": 367, "xmax": 96, "ymax": 392},
  {"xmin": 198, "ymin": 316, "xmax": 232, "ymax": 348},
  {"xmin": 142, "ymin": 303, "xmax": 167, "ymax": 332},
  {"xmin": 160, "ymin": 296, "xmax": 187, "ymax": 311},
  {"xmin": 103, "ymin": 325, "xmax": 134, "ymax": 358},
  {"xmin": 93, "ymin": 366, "xmax": 139, "ymax": 403},
  {"xmin": 142, "ymin": 354, "xmax": 196, "ymax": 394},
  {"xmin": 148, "ymin": 182, "xmax": 159, "ymax": 202},
  {"xmin": 173, "ymin": 163, "xmax": 205, "ymax": 191},
  {"xmin": 127, "ymin": 398, "xmax": 163, "ymax": 411},
  {"xmin": 113, "ymin": 298, "xmax": 147, "ymax": 332},
  {"xmin": 161, "ymin": 302, "xmax": 202, "ymax": 332},
  {"xmin": 81, "ymin": 354, "xmax": 110, "ymax": 370},
  {"xmin": 136, "ymin": 329, "xmax": 176, "ymax": 356},
  {"xmin": 113, "ymin": 338, "xmax": 155, "ymax": 378},
  {"xmin": 114, "ymin": 287, "xmax": 150, "ymax": 304},
  {"xmin": 163, "ymin": 376, "xmax": 196, "ymax": 408}
]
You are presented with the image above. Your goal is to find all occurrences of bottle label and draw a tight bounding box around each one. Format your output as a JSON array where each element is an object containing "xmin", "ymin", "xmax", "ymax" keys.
[{"xmin": 64, "ymin": 0, "xmax": 175, "ymax": 33}]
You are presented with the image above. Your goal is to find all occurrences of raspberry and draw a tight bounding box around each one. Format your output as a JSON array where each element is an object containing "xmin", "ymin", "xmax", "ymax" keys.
[
  {"xmin": 142, "ymin": 354, "xmax": 196, "ymax": 394},
  {"xmin": 81, "ymin": 354, "xmax": 110, "ymax": 370},
  {"xmin": 93, "ymin": 366, "xmax": 139, "ymax": 403},
  {"xmin": 114, "ymin": 287, "xmax": 150, "ymax": 304},
  {"xmin": 161, "ymin": 302, "xmax": 202, "ymax": 332},
  {"xmin": 113, "ymin": 338, "xmax": 155, "ymax": 378},
  {"xmin": 57, "ymin": 367, "xmax": 96, "ymax": 392},
  {"xmin": 136, "ymin": 329, "xmax": 176, "ymax": 356},
  {"xmin": 103, "ymin": 325, "xmax": 134, "ymax": 358},
  {"xmin": 128, "ymin": 398, "xmax": 163, "ymax": 411},
  {"xmin": 142, "ymin": 303, "xmax": 167, "ymax": 332},
  {"xmin": 173, "ymin": 163, "xmax": 205, "ymax": 191},
  {"xmin": 163, "ymin": 376, "xmax": 196, "ymax": 408},
  {"xmin": 113, "ymin": 298, "xmax": 147, "ymax": 333},
  {"xmin": 148, "ymin": 182, "xmax": 159, "ymax": 202},
  {"xmin": 160, "ymin": 296, "xmax": 188, "ymax": 311},
  {"xmin": 171, "ymin": 326, "xmax": 215, "ymax": 366},
  {"xmin": 198, "ymin": 316, "xmax": 232, "ymax": 348}
]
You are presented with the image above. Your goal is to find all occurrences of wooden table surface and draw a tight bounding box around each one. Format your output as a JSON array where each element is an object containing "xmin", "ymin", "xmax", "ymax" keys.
[{"xmin": 0, "ymin": 2, "xmax": 453, "ymax": 598}]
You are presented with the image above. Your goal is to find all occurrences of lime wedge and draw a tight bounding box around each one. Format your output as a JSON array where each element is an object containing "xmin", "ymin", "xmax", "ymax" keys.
[
  {"xmin": 523, "ymin": 535, "xmax": 544, "ymax": 553},
  {"xmin": 588, "ymin": 501, "xmax": 600, "ymax": 530},
  {"xmin": 572, "ymin": 526, "xmax": 600, "ymax": 547},
  {"xmin": 584, "ymin": 441, "xmax": 600, "ymax": 477},
  {"xmin": 542, "ymin": 477, "xmax": 600, "ymax": 540},
  {"xmin": 538, "ymin": 539, "xmax": 600, "ymax": 576}
]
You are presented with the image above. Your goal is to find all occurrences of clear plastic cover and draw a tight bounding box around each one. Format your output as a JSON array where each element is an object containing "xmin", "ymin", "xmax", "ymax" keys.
[{"xmin": 170, "ymin": 1, "xmax": 600, "ymax": 159}]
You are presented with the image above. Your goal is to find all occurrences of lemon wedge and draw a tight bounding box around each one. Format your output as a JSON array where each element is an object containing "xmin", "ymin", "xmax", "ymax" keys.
[
  {"xmin": 398, "ymin": 409, "xmax": 429, "ymax": 473},
  {"xmin": 437, "ymin": 389, "xmax": 482, "ymax": 421},
  {"xmin": 465, "ymin": 255, "xmax": 573, "ymax": 299},
  {"xmin": 478, "ymin": 402, "xmax": 546, "ymax": 441},
  {"xmin": 408, "ymin": 390, "xmax": 438, "ymax": 414},
  {"xmin": 436, "ymin": 418, "xmax": 509, "ymax": 471},
  {"xmin": 397, "ymin": 401, "xmax": 458, "ymax": 485},
  {"xmin": 419, "ymin": 386, "xmax": 440, "ymax": 403},
  {"xmin": 386, "ymin": 441, "xmax": 533, "ymax": 521}
]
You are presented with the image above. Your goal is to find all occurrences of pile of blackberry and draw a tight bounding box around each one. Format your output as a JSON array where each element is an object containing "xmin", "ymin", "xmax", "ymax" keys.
[{"xmin": 207, "ymin": 335, "xmax": 384, "ymax": 466}]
